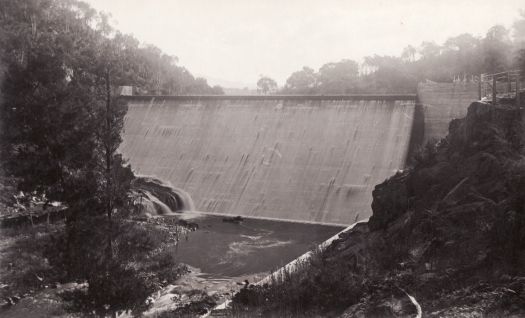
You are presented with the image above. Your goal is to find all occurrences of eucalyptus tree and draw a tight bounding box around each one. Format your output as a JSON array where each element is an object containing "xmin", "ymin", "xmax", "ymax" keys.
[
  {"xmin": 482, "ymin": 25, "xmax": 512, "ymax": 73},
  {"xmin": 257, "ymin": 76, "xmax": 278, "ymax": 94},
  {"xmin": 316, "ymin": 59, "xmax": 359, "ymax": 94},
  {"xmin": 283, "ymin": 66, "xmax": 317, "ymax": 94},
  {"xmin": 0, "ymin": 1, "xmax": 180, "ymax": 315}
]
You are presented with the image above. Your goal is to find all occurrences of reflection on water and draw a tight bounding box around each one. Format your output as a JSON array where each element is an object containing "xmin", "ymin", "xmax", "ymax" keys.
[
  {"xmin": 221, "ymin": 238, "xmax": 293, "ymax": 265},
  {"xmin": 168, "ymin": 213, "xmax": 343, "ymax": 279}
]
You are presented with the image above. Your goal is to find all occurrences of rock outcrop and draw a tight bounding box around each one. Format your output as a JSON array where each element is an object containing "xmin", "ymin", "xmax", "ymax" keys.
[
  {"xmin": 327, "ymin": 102, "xmax": 525, "ymax": 317},
  {"xmin": 131, "ymin": 176, "xmax": 195, "ymax": 217}
]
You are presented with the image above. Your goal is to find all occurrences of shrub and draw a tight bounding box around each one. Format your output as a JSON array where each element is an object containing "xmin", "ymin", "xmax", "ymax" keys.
[
  {"xmin": 232, "ymin": 250, "xmax": 366, "ymax": 317},
  {"xmin": 412, "ymin": 138, "xmax": 440, "ymax": 168},
  {"xmin": 45, "ymin": 216, "xmax": 186, "ymax": 316}
]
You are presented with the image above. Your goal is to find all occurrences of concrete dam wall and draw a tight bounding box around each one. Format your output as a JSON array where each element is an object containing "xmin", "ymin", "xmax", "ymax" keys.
[
  {"xmin": 120, "ymin": 96, "xmax": 416, "ymax": 225},
  {"xmin": 417, "ymin": 82, "xmax": 479, "ymax": 143}
]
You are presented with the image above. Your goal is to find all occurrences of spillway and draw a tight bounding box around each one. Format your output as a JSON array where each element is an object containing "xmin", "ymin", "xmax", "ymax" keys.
[{"xmin": 120, "ymin": 96, "xmax": 416, "ymax": 225}]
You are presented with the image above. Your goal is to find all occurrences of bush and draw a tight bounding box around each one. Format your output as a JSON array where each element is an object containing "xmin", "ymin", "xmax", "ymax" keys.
[
  {"xmin": 45, "ymin": 216, "xmax": 186, "ymax": 316},
  {"xmin": 412, "ymin": 138, "xmax": 440, "ymax": 168},
  {"xmin": 232, "ymin": 250, "xmax": 366, "ymax": 317}
]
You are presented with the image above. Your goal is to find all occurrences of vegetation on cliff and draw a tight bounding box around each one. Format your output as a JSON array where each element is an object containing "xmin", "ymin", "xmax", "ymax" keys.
[{"xmin": 232, "ymin": 101, "xmax": 525, "ymax": 317}]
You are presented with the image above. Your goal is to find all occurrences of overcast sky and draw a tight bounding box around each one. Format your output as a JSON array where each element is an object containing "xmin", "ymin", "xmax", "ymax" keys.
[{"xmin": 84, "ymin": 0, "xmax": 524, "ymax": 88}]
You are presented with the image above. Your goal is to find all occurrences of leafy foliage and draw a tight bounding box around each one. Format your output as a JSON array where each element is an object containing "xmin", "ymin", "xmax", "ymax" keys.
[
  {"xmin": 0, "ymin": 0, "xmax": 208, "ymax": 314},
  {"xmin": 412, "ymin": 138, "xmax": 440, "ymax": 168},
  {"xmin": 257, "ymin": 76, "xmax": 278, "ymax": 94},
  {"xmin": 232, "ymin": 250, "xmax": 366, "ymax": 317},
  {"xmin": 280, "ymin": 13, "xmax": 525, "ymax": 95},
  {"xmin": 47, "ymin": 219, "xmax": 186, "ymax": 315},
  {"xmin": 282, "ymin": 66, "xmax": 317, "ymax": 94}
]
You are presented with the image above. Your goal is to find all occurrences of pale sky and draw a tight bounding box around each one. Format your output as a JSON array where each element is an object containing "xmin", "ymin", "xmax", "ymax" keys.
[{"xmin": 84, "ymin": 0, "xmax": 524, "ymax": 88}]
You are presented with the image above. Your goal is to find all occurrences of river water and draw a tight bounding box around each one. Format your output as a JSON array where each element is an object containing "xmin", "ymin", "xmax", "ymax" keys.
[{"xmin": 168, "ymin": 213, "xmax": 343, "ymax": 279}]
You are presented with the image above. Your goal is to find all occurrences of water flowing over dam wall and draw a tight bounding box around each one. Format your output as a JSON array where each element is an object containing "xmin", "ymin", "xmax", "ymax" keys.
[{"xmin": 120, "ymin": 96, "xmax": 416, "ymax": 225}]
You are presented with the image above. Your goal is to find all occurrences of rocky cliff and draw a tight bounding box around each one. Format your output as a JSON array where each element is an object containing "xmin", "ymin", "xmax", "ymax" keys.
[{"xmin": 331, "ymin": 101, "xmax": 525, "ymax": 317}]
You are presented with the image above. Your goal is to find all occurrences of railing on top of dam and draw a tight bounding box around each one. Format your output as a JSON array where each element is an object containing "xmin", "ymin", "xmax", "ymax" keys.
[
  {"xmin": 118, "ymin": 94, "xmax": 417, "ymax": 101},
  {"xmin": 480, "ymin": 70, "xmax": 523, "ymax": 107}
]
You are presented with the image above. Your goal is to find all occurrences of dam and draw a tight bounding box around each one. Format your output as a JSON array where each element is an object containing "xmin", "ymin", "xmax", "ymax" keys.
[{"xmin": 119, "ymin": 83, "xmax": 478, "ymax": 225}]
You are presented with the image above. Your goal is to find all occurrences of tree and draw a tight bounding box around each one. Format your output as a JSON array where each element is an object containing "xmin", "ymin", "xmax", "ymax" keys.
[
  {"xmin": 134, "ymin": 44, "xmax": 222, "ymax": 95},
  {"xmin": 513, "ymin": 10, "xmax": 525, "ymax": 49},
  {"xmin": 360, "ymin": 55, "xmax": 416, "ymax": 93},
  {"xmin": 443, "ymin": 33, "xmax": 479, "ymax": 52},
  {"xmin": 257, "ymin": 76, "xmax": 278, "ymax": 94},
  {"xmin": 1, "ymin": 0, "xmax": 101, "ymax": 205},
  {"xmin": 316, "ymin": 59, "xmax": 359, "ymax": 94},
  {"xmin": 442, "ymin": 34, "xmax": 483, "ymax": 77},
  {"xmin": 482, "ymin": 25, "xmax": 512, "ymax": 73},
  {"xmin": 211, "ymin": 85, "xmax": 225, "ymax": 95},
  {"xmin": 401, "ymin": 45, "xmax": 417, "ymax": 62},
  {"xmin": 0, "ymin": 1, "xmax": 189, "ymax": 315},
  {"xmin": 419, "ymin": 41, "xmax": 442, "ymax": 60},
  {"xmin": 283, "ymin": 66, "xmax": 317, "ymax": 94},
  {"xmin": 189, "ymin": 77, "xmax": 224, "ymax": 94}
]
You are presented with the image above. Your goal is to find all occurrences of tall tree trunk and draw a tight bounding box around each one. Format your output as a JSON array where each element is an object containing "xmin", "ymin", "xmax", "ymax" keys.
[{"xmin": 105, "ymin": 69, "xmax": 113, "ymax": 262}]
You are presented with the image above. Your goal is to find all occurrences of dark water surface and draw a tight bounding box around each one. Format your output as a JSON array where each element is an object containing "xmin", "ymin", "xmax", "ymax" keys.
[{"xmin": 167, "ymin": 214, "xmax": 344, "ymax": 278}]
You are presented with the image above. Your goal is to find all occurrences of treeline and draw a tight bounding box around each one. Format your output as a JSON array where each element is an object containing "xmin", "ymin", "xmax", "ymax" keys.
[
  {"xmin": 280, "ymin": 12, "xmax": 525, "ymax": 94},
  {"xmin": 132, "ymin": 45, "xmax": 224, "ymax": 95},
  {"xmin": 0, "ymin": 0, "xmax": 202, "ymax": 315},
  {"xmin": 0, "ymin": 0, "xmax": 222, "ymax": 209},
  {"xmin": 0, "ymin": 1, "xmax": 223, "ymax": 97}
]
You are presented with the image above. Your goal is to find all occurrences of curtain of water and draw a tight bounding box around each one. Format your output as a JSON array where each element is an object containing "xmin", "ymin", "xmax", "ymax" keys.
[{"xmin": 120, "ymin": 98, "xmax": 415, "ymax": 224}]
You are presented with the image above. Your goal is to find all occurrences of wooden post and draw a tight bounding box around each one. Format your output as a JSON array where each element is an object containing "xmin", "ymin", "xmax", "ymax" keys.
[
  {"xmin": 507, "ymin": 72, "xmax": 511, "ymax": 93},
  {"xmin": 517, "ymin": 75, "xmax": 521, "ymax": 111},
  {"xmin": 492, "ymin": 76, "xmax": 497, "ymax": 105},
  {"xmin": 478, "ymin": 76, "xmax": 482, "ymax": 100}
]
